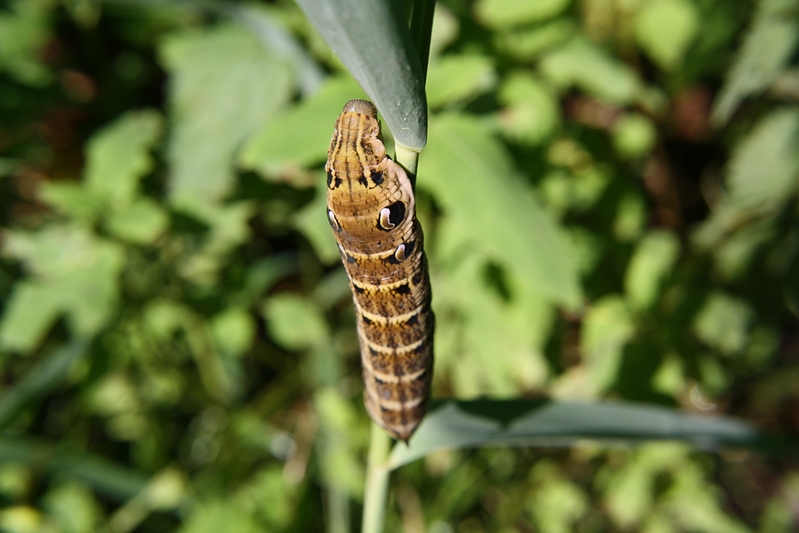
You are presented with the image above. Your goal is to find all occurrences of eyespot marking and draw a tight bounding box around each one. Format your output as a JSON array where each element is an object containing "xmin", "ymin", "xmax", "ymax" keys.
[
  {"xmin": 378, "ymin": 201, "xmax": 406, "ymax": 231},
  {"xmin": 328, "ymin": 210, "xmax": 340, "ymax": 231},
  {"xmin": 394, "ymin": 244, "xmax": 406, "ymax": 262}
]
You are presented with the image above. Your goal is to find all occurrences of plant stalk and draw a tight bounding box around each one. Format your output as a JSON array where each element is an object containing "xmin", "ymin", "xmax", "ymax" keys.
[{"xmin": 361, "ymin": 423, "xmax": 392, "ymax": 533}]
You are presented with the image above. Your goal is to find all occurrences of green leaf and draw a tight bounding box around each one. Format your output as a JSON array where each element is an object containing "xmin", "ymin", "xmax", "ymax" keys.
[
  {"xmin": 476, "ymin": 0, "xmax": 572, "ymax": 28},
  {"xmin": 84, "ymin": 109, "xmax": 163, "ymax": 210},
  {"xmin": 580, "ymin": 296, "xmax": 635, "ymax": 391},
  {"xmin": 388, "ymin": 399, "xmax": 769, "ymax": 468},
  {"xmin": 693, "ymin": 292, "xmax": 753, "ymax": 356},
  {"xmin": 726, "ymin": 108, "xmax": 799, "ymax": 210},
  {"xmin": 263, "ymin": 294, "xmax": 329, "ymax": 351},
  {"xmin": 539, "ymin": 37, "xmax": 642, "ymax": 105},
  {"xmin": 612, "ymin": 113, "xmax": 657, "ymax": 159},
  {"xmin": 294, "ymin": 0, "xmax": 426, "ymax": 151},
  {"xmin": 426, "ymin": 54, "xmax": 496, "ymax": 109},
  {"xmin": 160, "ymin": 24, "xmax": 293, "ymax": 208},
  {"xmin": 240, "ymin": 76, "xmax": 363, "ymax": 178},
  {"xmin": 38, "ymin": 182, "xmax": 104, "ymax": 221},
  {"xmin": 0, "ymin": 225, "xmax": 125, "ymax": 351},
  {"xmin": 498, "ymin": 71, "xmax": 560, "ymax": 145},
  {"xmin": 495, "ymin": 19, "xmax": 576, "ymax": 60},
  {"xmin": 712, "ymin": 7, "xmax": 799, "ymax": 125},
  {"xmin": 423, "ymin": 113, "xmax": 582, "ymax": 308},
  {"xmin": 624, "ymin": 231, "xmax": 681, "ymax": 311},
  {"xmin": 105, "ymin": 198, "xmax": 169, "ymax": 245},
  {"xmin": 0, "ymin": 0, "xmax": 53, "ymax": 86},
  {"xmin": 210, "ymin": 307, "xmax": 256, "ymax": 357},
  {"xmin": 634, "ymin": 0, "xmax": 699, "ymax": 71}
]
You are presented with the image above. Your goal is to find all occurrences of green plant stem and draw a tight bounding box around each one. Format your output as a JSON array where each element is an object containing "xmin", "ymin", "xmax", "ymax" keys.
[
  {"xmin": 362, "ymin": 423, "xmax": 392, "ymax": 533},
  {"xmin": 394, "ymin": 143, "xmax": 422, "ymax": 190}
]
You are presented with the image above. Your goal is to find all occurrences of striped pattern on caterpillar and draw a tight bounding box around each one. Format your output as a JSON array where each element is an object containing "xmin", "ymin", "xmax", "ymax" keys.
[{"xmin": 325, "ymin": 99, "xmax": 434, "ymax": 442}]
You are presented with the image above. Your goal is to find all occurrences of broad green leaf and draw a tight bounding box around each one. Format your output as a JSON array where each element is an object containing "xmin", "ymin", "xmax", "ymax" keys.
[
  {"xmin": 160, "ymin": 24, "xmax": 293, "ymax": 208},
  {"xmin": 42, "ymin": 482, "xmax": 102, "ymax": 533},
  {"xmin": 240, "ymin": 76, "xmax": 362, "ymax": 178},
  {"xmin": 38, "ymin": 182, "xmax": 104, "ymax": 221},
  {"xmin": 527, "ymin": 462, "xmax": 588, "ymax": 533},
  {"xmin": 210, "ymin": 308, "xmax": 256, "ymax": 357},
  {"xmin": 712, "ymin": 8, "xmax": 799, "ymax": 125},
  {"xmin": 388, "ymin": 399, "xmax": 767, "ymax": 468},
  {"xmin": 540, "ymin": 37, "xmax": 642, "ymax": 105},
  {"xmin": 84, "ymin": 109, "xmax": 163, "ymax": 210},
  {"xmin": 263, "ymin": 294, "xmax": 329, "ymax": 351},
  {"xmin": 105, "ymin": 198, "xmax": 169, "ymax": 245},
  {"xmin": 612, "ymin": 113, "xmax": 657, "ymax": 159},
  {"xmin": 423, "ymin": 114, "xmax": 582, "ymax": 308},
  {"xmin": 476, "ymin": 0, "xmax": 572, "ymax": 28},
  {"xmin": 634, "ymin": 0, "xmax": 699, "ymax": 71},
  {"xmin": 178, "ymin": 500, "xmax": 259, "ymax": 533},
  {"xmin": 581, "ymin": 296, "xmax": 635, "ymax": 392},
  {"xmin": 0, "ymin": 0, "xmax": 53, "ymax": 86},
  {"xmin": 498, "ymin": 71, "xmax": 560, "ymax": 145},
  {"xmin": 426, "ymin": 54, "xmax": 495, "ymax": 109},
  {"xmin": 693, "ymin": 292, "xmax": 752, "ymax": 356},
  {"xmin": 294, "ymin": 0, "xmax": 427, "ymax": 150},
  {"xmin": 624, "ymin": 231, "xmax": 681, "ymax": 311},
  {"xmin": 495, "ymin": 19, "xmax": 576, "ymax": 60},
  {"xmin": 726, "ymin": 108, "xmax": 799, "ymax": 210},
  {"xmin": 0, "ymin": 225, "xmax": 125, "ymax": 351}
]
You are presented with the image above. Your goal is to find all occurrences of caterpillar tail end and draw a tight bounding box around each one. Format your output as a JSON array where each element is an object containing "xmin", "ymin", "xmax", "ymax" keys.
[{"xmin": 363, "ymin": 391, "xmax": 424, "ymax": 443}]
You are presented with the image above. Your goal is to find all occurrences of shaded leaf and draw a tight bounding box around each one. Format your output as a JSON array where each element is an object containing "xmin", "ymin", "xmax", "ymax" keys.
[
  {"xmin": 580, "ymin": 296, "xmax": 635, "ymax": 391},
  {"xmin": 389, "ymin": 399, "xmax": 769, "ymax": 468},
  {"xmin": 498, "ymin": 71, "xmax": 560, "ymax": 145},
  {"xmin": 292, "ymin": 180, "xmax": 342, "ymax": 266},
  {"xmin": 693, "ymin": 292, "xmax": 753, "ymax": 356},
  {"xmin": 263, "ymin": 294, "xmax": 329, "ymax": 351},
  {"xmin": 294, "ymin": 0, "xmax": 427, "ymax": 150},
  {"xmin": 105, "ymin": 198, "xmax": 169, "ymax": 245}
]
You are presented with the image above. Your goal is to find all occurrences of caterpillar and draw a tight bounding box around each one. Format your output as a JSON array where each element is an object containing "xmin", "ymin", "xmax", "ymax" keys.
[{"xmin": 325, "ymin": 99, "xmax": 434, "ymax": 442}]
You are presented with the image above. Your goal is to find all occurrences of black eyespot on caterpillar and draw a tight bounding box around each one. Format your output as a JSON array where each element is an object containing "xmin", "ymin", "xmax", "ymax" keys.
[
  {"xmin": 393, "ymin": 283, "xmax": 411, "ymax": 295},
  {"xmin": 371, "ymin": 171, "xmax": 384, "ymax": 186},
  {"xmin": 377, "ymin": 201, "xmax": 406, "ymax": 231}
]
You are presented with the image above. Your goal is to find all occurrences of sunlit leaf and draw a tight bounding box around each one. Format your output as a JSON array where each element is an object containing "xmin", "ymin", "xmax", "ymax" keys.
[
  {"xmin": 476, "ymin": 0, "xmax": 572, "ymax": 28},
  {"xmin": 624, "ymin": 231, "xmax": 681, "ymax": 311},
  {"xmin": 726, "ymin": 108, "xmax": 799, "ymax": 210},
  {"xmin": 0, "ymin": 225, "xmax": 125, "ymax": 351},
  {"xmin": 423, "ymin": 113, "xmax": 582, "ymax": 308},
  {"xmin": 426, "ymin": 54, "xmax": 495, "ymax": 109},
  {"xmin": 84, "ymin": 109, "xmax": 163, "ymax": 210},
  {"xmin": 0, "ymin": 0, "xmax": 53, "ymax": 86},
  {"xmin": 294, "ymin": 0, "xmax": 427, "ymax": 150},
  {"xmin": 581, "ymin": 296, "xmax": 635, "ymax": 392},
  {"xmin": 389, "ymin": 399, "xmax": 768, "ymax": 468},
  {"xmin": 160, "ymin": 24, "xmax": 293, "ymax": 208},
  {"xmin": 495, "ymin": 19, "xmax": 576, "ymax": 60},
  {"xmin": 240, "ymin": 76, "xmax": 362, "ymax": 179},
  {"xmin": 539, "ymin": 37, "xmax": 642, "ymax": 105},
  {"xmin": 498, "ymin": 71, "xmax": 560, "ymax": 145},
  {"xmin": 105, "ymin": 198, "xmax": 169, "ymax": 245},
  {"xmin": 712, "ymin": 6, "xmax": 799, "ymax": 125},
  {"xmin": 210, "ymin": 307, "xmax": 256, "ymax": 357},
  {"xmin": 693, "ymin": 292, "xmax": 752, "ymax": 356},
  {"xmin": 634, "ymin": 0, "xmax": 699, "ymax": 71},
  {"xmin": 612, "ymin": 113, "xmax": 657, "ymax": 159},
  {"xmin": 263, "ymin": 294, "xmax": 329, "ymax": 351}
]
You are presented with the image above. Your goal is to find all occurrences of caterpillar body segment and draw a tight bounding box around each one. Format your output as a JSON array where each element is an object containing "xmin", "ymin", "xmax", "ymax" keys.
[{"xmin": 325, "ymin": 99, "xmax": 434, "ymax": 442}]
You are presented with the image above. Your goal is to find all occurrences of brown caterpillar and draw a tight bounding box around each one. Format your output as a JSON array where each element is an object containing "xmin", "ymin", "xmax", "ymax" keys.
[{"xmin": 325, "ymin": 99, "xmax": 434, "ymax": 442}]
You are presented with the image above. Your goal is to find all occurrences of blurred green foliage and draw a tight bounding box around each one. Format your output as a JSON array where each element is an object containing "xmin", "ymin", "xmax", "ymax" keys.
[{"xmin": 0, "ymin": 0, "xmax": 798, "ymax": 532}]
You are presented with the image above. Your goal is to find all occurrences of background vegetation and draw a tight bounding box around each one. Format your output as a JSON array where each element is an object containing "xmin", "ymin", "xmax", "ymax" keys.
[{"xmin": 0, "ymin": 0, "xmax": 798, "ymax": 532}]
